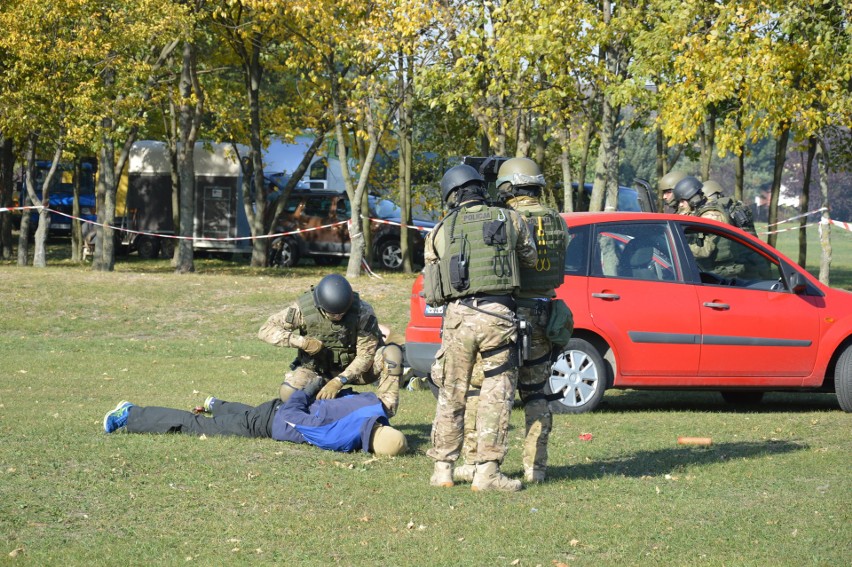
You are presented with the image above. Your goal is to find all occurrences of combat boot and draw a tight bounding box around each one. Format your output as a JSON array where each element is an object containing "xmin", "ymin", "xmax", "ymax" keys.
[
  {"xmin": 452, "ymin": 463, "xmax": 476, "ymax": 483},
  {"xmin": 471, "ymin": 461, "xmax": 522, "ymax": 492},
  {"xmin": 430, "ymin": 461, "xmax": 454, "ymax": 487}
]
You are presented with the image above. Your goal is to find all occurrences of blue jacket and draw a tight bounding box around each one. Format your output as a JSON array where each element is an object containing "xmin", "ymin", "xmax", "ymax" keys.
[{"xmin": 271, "ymin": 390, "xmax": 389, "ymax": 452}]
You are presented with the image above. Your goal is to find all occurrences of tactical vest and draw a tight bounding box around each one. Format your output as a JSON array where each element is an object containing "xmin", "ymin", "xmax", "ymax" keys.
[
  {"xmin": 512, "ymin": 201, "xmax": 567, "ymax": 292},
  {"xmin": 437, "ymin": 203, "xmax": 522, "ymax": 300},
  {"xmin": 699, "ymin": 197, "xmax": 757, "ymax": 235},
  {"xmin": 296, "ymin": 291, "xmax": 367, "ymax": 373}
]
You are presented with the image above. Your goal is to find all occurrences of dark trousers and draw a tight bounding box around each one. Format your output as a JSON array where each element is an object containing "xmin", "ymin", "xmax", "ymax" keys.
[{"xmin": 126, "ymin": 399, "xmax": 280, "ymax": 438}]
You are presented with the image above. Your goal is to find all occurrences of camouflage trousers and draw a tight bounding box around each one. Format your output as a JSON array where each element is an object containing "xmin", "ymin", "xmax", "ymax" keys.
[
  {"xmin": 427, "ymin": 300, "xmax": 518, "ymax": 464},
  {"xmin": 460, "ymin": 304, "xmax": 553, "ymax": 475},
  {"xmin": 280, "ymin": 345, "xmax": 401, "ymax": 417}
]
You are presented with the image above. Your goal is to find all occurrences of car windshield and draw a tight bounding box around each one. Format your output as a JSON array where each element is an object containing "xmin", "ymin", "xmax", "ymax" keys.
[{"xmin": 370, "ymin": 196, "xmax": 401, "ymax": 219}]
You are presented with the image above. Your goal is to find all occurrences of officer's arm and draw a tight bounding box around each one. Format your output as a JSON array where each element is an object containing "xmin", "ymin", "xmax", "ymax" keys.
[
  {"xmin": 340, "ymin": 307, "xmax": 381, "ymax": 379},
  {"xmin": 424, "ymin": 230, "xmax": 440, "ymax": 264},
  {"xmin": 257, "ymin": 303, "xmax": 304, "ymax": 347},
  {"xmin": 513, "ymin": 212, "xmax": 538, "ymax": 268}
]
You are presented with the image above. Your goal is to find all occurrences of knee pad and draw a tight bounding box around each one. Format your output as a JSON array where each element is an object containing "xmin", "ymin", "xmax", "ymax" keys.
[{"xmin": 382, "ymin": 343, "xmax": 404, "ymax": 376}]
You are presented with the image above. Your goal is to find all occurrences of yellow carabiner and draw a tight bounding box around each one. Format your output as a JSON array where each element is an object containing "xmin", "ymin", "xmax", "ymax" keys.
[{"xmin": 536, "ymin": 216, "xmax": 546, "ymax": 246}]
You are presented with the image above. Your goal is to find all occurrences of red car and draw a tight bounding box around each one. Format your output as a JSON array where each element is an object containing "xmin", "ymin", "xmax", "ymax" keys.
[{"xmin": 405, "ymin": 212, "xmax": 852, "ymax": 413}]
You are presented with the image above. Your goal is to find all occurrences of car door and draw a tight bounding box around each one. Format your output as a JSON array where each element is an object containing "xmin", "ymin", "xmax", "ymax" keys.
[
  {"xmin": 585, "ymin": 221, "xmax": 701, "ymax": 380},
  {"xmin": 678, "ymin": 222, "xmax": 820, "ymax": 381}
]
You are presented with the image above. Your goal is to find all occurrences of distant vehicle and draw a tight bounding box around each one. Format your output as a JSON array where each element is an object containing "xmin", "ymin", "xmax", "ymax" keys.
[
  {"xmin": 265, "ymin": 188, "xmax": 436, "ymax": 270},
  {"xmin": 16, "ymin": 160, "xmax": 97, "ymax": 235},
  {"xmin": 405, "ymin": 211, "xmax": 852, "ymax": 413},
  {"xmin": 113, "ymin": 141, "xmax": 251, "ymax": 258}
]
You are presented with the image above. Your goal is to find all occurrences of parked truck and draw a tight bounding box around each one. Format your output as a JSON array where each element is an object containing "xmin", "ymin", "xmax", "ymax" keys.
[{"xmin": 114, "ymin": 141, "xmax": 251, "ymax": 258}]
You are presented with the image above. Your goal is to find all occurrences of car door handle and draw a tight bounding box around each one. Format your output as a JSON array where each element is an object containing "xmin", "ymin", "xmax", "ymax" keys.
[
  {"xmin": 703, "ymin": 302, "xmax": 730, "ymax": 310},
  {"xmin": 592, "ymin": 292, "xmax": 620, "ymax": 300}
]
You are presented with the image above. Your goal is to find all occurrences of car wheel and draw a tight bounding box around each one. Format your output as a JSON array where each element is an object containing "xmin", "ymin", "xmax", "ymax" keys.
[
  {"xmin": 314, "ymin": 255, "xmax": 343, "ymax": 267},
  {"xmin": 547, "ymin": 338, "xmax": 607, "ymax": 414},
  {"xmin": 835, "ymin": 344, "xmax": 852, "ymax": 412},
  {"xmin": 136, "ymin": 236, "xmax": 160, "ymax": 259},
  {"xmin": 377, "ymin": 239, "xmax": 403, "ymax": 270},
  {"xmin": 269, "ymin": 237, "xmax": 300, "ymax": 267},
  {"xmin": 160, "ymin": 238, "xmax": 175, "ymax": 259},
  {"xmin": 720, "ymin": 391, "xmax": 764, "ymax": 405}
]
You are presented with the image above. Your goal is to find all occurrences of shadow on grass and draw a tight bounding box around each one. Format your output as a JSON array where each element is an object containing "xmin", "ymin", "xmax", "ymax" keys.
[
  {"xmin": 396, "ymin": 423, "xmax": 433, "ymax": 454},
  {"xmin": 592, "ymin": 390, "xmax": 840, "ymax": 414},
  {"xmin": 548, "ymin": 439, "xmax": 808, "ymax": 481}
]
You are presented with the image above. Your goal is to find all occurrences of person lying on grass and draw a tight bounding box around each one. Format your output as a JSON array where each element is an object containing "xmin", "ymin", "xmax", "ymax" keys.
[{"xmin": 102, "ymin": 387, "xmax": 407, "ymax": 456}]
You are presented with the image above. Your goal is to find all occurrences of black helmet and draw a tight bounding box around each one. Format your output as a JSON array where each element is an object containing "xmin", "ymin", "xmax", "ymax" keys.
[
  {"xmin": 313, "ymin": 274, "xmax": 353, "ymax": 315},
  {"xmin": 440, "ymin": 164, "xmax": 484, "ymax": 204},
  {"xmin": 673, "ymin": 176, "xmax": 704, "ymax": 202}
]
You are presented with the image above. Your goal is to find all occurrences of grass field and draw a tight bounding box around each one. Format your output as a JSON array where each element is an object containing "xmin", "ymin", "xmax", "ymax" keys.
[{"xmin": 0, "ymin": 226, "xmax": 850, "ymax": 565}]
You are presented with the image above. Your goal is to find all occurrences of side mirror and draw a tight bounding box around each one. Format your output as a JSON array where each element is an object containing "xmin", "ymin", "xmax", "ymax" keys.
[{"xmin": 788, "ymin": 271, "xmax": 807, "ymax": 294}]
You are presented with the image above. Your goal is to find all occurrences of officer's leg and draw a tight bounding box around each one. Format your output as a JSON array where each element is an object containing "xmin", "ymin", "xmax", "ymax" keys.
[
  {"xmin": 454, "ymin": 357, "xmax": 483, "ymax": 483},
  {"xmin": 470, "ymin": 305, "xmax": 522, "ymax": 492},
  {"xmin": 518, "ymin": 356, "xmax": 553, "ymax": 482},
  {"xmin": 426, "ymin": 305, "xmax": 476, "ymax": 464},
  {"xmin": 279, "ymin": 367, "xmax": 324, "ymax": 401},
  {"xmin": 517, "ymin": 307, "xmax": 555, "ymax": 482}
]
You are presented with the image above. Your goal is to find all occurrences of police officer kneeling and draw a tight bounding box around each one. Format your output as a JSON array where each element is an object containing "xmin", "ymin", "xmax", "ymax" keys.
[{"xmin": 258, "ymin": 274, "xmax": 404, "ymax": 417}]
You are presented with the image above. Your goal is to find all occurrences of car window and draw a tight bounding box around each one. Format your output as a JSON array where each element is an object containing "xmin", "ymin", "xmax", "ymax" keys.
[
  {"xmin": 284, "ymin": 197, "xmax": 300, "ymax": 214},
  {"xmin": 681, "ymin": 225, "xmax": 783, "ymax": 289},
  {"xmin": 616, "ymin": 187, "xmax": 642, "ymax": 212},
  {"xmin": 336, "ymin": 197, "xmax": 351, "ymax": 219},
  {"xmin": 591, "ymin": 222, "xmax": 679, "ymax": 281},
  {"xmin": 303, "ymin": 196, "xmax": 332, "ymax": 217},
  {"xmin": 565, "ymin": 225, "xmax": 590, "ymax": 275}
]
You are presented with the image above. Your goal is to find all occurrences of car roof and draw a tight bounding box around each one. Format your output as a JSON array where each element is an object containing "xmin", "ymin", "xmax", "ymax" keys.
[{"xmin": 562, "ymin": 211, "xmax": 710, "ymax": 227}]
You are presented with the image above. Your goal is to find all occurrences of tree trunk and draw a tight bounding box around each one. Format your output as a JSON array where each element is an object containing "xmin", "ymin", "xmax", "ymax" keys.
[
  {"xmin": 397, "ymin": 51, "xmax": 414, "ymax": 273},
  {"xmin": 604, "ymin": 104, "xmax": 621, "ymax": 212},
  {"xmin": 557, "ymin": 125, "xmax": 574, "ymax": 213},
  {"xmin": 28, "ymin": 135, "xmax": 64, "ymax": 268},
  {"xmin": 798, "ymin": 137, "xmax": 816, "ymax": 268},
  {"xmin": 71, "ymin": 160, "xmax": 83, "ymax": 262},
  {"xmin": 591, "ymin": 97, "xmax": 616, "ymax": 212},
  {"xmin": 734, "ymin": 145, "xmax": 745, "ymax": 203},
  {"xmin": 577, "ymin": 104, "xmax": 596, "ymax": 200},
  {"xmin": 166, "ymin": 93, "xmax": 180, "ymax": 266},
  {"xmin": 699, "ymin": 111, "xmax": 715, "ymax": 181},
  {"xmin": 331, "ymin": 72, "xmax": 365, "ymax": 278},
  {"xmin": 767, "ymin": 125, "xmax": 790, "ymax": 249},
  {"xmin": 816, "ymin": 138, "xmax": 831, "ymax": 285},
  {"xmin": 246, "ymin": 33, "xmax": 267, "ymax": 268},
  {"xmin": 176, "ymin": 40, "xmax": 202, "ymax": 274},
  {"xmin": 92, "ymin": 131, "xmax": 116, "ymax": 272},
  {"xmin": 0, "ymin": 136, "xmax": 13, "ymax": 260}
]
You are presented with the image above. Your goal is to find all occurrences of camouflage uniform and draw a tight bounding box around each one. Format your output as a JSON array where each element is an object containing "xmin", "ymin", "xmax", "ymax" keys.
[
  {"xmin": 258, "ymin": 294, "xmax": 401, "ymax": 416},
  {"xmin": 424, "ymin": 205, "xmax": 537, "ymax": 468},
  {"xmin": 455, "ymin": 195, "xmax": 572, "ymax": 483}
]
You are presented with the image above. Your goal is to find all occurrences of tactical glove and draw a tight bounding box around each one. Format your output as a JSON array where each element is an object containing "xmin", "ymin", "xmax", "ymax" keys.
[
  {"xmin": 291, "ymin": 335, "xmax": 323, "ymax": 355},
  {"xmin": 316, "ymin": 376, "xmax": 346, "ymax": 400}
]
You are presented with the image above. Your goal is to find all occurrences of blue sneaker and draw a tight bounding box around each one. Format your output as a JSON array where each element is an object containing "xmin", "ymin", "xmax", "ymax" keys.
[{"xmin": 103, "ymin": 401, "xmax": 134, "ymax": 433}]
